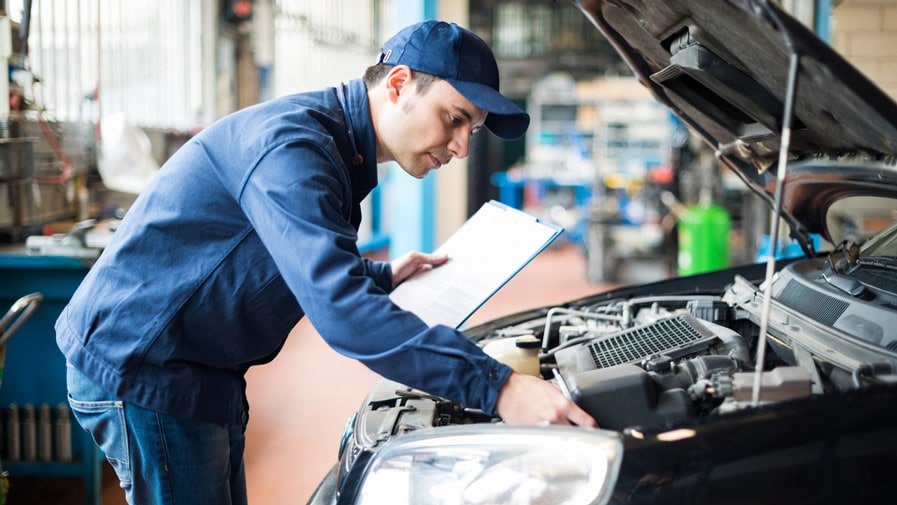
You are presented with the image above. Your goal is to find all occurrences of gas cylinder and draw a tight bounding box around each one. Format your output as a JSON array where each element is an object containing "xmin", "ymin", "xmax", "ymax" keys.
[{"xmin": 677, "ymin": 191, "xmax": 731, "ymax": 276}]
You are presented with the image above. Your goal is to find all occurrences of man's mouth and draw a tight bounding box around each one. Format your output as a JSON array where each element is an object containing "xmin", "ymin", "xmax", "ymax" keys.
[{"xmin": 429, "ymin": 154, "xmax": 446, "ymax": 169}]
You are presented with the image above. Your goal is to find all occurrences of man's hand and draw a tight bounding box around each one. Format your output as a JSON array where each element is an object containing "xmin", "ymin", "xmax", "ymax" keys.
[
  {"xmin": 495, "ymin": 372, "xmax": 598, "ymax": 427},
  {"xmin": 390, "ymin": 251, "xmax": 449, "ymax": 288}
]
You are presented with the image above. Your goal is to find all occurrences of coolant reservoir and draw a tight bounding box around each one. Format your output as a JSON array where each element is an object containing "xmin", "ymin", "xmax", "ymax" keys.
[{"xmin": 483, "ymin": 335, "xmax": 542, "ymax": 376}]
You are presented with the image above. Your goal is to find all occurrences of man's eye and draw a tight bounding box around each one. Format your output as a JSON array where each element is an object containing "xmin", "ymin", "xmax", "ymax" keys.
[{"xmin": 449, "ymin": 114, "xmax": 461, "ymax": 125}]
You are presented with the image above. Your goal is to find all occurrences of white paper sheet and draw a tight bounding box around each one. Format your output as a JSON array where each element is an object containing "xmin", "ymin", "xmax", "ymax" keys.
[{"xmin": 389, "ymin": 200, "xmax": 562, "ymax": 329}]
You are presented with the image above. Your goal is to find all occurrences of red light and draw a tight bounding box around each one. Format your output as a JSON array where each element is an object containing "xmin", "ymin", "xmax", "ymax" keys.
[{"xmin": 232, "ymin": 1, "xmax": 252, "ymax": 19}]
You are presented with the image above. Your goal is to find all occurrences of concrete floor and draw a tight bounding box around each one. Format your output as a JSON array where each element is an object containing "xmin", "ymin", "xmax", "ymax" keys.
[{"xmin": 9, "ymin": 243, "xmax": 635, "ymax": 504}]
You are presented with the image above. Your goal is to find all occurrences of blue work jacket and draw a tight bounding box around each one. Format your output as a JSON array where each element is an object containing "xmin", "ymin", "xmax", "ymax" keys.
[{"xmin": 56, "ymin": 79, "xmax": 512, "ymax": 425}]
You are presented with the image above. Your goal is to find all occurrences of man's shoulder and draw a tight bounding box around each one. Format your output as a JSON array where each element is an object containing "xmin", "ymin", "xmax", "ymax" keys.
[
  {"xmin": 201, "ymin": 86, "xmax": 343, "ymax": 146},
  {"xmin": 267, "ymin": 85, "xmax": 341, "ymax": 113}
]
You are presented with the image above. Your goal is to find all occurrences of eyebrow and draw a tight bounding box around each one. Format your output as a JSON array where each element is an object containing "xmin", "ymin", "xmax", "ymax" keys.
[
  {"xmin": 451, "ymin": 105, "xmax": 474, "ymax": 122},
  {"xmin": 451, "ymin": 104, "xmax": 486, "ymax": 128}
]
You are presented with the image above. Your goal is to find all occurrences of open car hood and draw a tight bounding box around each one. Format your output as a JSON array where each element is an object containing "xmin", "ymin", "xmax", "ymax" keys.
[{"xmin": 575, "ymin": 0, "xmax": 897, "ymax": 248}]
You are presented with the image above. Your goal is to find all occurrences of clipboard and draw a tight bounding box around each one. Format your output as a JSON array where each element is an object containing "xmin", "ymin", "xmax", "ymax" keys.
[{"xmin": 389, "ymin": 200, "xmax": 563, "ymax": 329}]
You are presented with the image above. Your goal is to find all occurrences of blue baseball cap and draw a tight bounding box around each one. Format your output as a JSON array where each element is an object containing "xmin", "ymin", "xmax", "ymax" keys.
[{"xmin": 378, "ymin": 20, "xmax": 530, "ymax": 140}]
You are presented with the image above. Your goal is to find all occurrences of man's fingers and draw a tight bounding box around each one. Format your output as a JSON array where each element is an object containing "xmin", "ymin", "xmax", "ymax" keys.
[
  {"xmin": 415, "ymin": 252, "xmax": 448, "ymax": 268},
  {"xmin": 566, "ymin": 405, "xmax": 598, "ymax": 428}
]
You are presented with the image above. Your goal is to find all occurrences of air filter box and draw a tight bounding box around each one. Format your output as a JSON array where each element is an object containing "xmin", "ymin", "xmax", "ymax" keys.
[{"xmin": 567, "ymin": 364, "xmax": 693, "ymax": 430}]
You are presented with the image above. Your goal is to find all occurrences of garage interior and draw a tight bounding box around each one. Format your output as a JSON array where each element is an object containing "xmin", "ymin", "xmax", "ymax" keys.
[{"xmin": 0, "ymin": 0, "xmax": 894, "ymax": 503}]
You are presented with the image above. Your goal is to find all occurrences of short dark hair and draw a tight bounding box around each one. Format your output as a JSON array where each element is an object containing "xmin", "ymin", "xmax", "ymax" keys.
[{"xmin": 363, "ymin": 64, "xmax": 440, "ymax": 95}]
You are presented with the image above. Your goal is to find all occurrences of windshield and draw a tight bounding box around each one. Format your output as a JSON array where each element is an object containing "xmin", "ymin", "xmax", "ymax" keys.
[{"xmin": 827, "ymin": 196, "xmax": 897, "ymax": 246}]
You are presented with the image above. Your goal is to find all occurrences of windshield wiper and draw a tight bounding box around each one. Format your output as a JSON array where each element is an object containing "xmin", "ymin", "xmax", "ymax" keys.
[
  {"xmin": 821, "ymin": 240, "xmax": 874, "ymax": 299},
  {"xmin": 825, "ymin": 239, "xmax": 861, "ymax": 274},
  {"xmin": 821, "ymin": 264, "xmax": 874, "ymax": 299},
  {"xmin": 856, "ymin": 256, "xmax": 897, "ymax": 271}
]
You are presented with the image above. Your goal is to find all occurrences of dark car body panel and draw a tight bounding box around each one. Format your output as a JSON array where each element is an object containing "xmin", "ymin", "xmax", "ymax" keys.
[{"xmin": 614, "ymin": 385, "xmax": 897, "ymax": 504}]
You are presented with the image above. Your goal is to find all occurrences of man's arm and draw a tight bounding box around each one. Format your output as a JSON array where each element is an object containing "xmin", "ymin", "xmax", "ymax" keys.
[{"xmin": 389, "ymin": 252, "xmax": 597, "ymax": 427}]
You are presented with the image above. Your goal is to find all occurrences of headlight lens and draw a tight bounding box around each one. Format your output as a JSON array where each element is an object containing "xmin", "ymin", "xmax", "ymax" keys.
[{"xmin": 356, "ymin": 425, "xmax": 623, "ymax": 505}]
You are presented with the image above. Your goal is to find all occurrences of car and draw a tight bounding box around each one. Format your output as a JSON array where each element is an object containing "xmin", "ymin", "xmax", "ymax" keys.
[{"xmin": 307, "ymin": 1, "xmax": 897, "ymax": 504}]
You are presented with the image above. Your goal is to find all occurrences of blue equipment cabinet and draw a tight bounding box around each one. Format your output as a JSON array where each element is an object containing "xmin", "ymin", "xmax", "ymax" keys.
[{"xmin": 0, "ymin": 253, "xmax": 102, "ymax": 505}]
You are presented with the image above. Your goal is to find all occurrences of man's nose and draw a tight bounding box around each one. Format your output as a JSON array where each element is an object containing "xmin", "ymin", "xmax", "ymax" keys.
[{"xmin": 447, "ymin": 129, "xmax": 471, "ymax": 159}]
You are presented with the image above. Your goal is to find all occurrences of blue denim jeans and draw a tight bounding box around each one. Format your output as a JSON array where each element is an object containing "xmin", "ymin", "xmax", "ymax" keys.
[{"xmin": 66, "ymin": 364, "xmax": 248, "ymax": 505}]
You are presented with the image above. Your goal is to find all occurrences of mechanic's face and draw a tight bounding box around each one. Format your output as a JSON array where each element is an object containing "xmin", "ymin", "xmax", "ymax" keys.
[{"xmin": 378, "ymin": 68, "xmax": 487, "ymax": 179}]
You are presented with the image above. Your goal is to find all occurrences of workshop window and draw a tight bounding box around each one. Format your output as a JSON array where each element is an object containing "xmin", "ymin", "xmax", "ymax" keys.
[
  {"xmin": 5, "ymin": 0, "xmax": 203, "ymax": 130},
  {"xmin": 273, "ymin": 0, "xmax": 389, "ymax": 96}
]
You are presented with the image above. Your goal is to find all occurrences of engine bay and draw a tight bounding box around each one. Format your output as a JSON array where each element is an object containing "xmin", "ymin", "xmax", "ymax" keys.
[
  {"xmin": 479, "ymin": 280, "xmax": 807, "ymax": 431},
  {"xmin": 356, "ymin": 256, "xmax": 897, "ymax": 440}
]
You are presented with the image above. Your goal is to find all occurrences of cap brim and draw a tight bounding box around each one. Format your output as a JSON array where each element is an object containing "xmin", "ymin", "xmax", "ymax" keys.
[{"xmin": 447, "ymin": 80, "xmax": 530, "ymax": 140}]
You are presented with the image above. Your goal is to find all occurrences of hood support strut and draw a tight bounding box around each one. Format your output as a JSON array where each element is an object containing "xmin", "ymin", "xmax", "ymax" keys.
[{"xmin": 753, "ymin": 0, "xmax": 805, "ymax": 406}]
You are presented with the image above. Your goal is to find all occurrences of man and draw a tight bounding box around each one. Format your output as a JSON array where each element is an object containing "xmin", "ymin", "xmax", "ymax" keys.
[{"xmin": 58, "ymin": 20, "xmax": 596, "ymax": 504}]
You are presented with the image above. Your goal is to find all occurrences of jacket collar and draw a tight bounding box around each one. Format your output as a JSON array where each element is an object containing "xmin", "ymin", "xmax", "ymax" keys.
[{"xmin": 339, "ymin": 79, "xmax": 379, "ymax": 200}]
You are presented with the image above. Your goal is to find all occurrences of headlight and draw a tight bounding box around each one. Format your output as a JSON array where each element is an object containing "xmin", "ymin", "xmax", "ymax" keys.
[{"xmin": 355, "ymin": 425, "xmax": 623, "ymax": 505}]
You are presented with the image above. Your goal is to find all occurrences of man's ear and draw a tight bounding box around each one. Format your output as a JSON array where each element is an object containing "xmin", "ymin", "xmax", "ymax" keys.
[{"xmin": 384, "ymin": 65, "xmax": 413, "ymax": 103}]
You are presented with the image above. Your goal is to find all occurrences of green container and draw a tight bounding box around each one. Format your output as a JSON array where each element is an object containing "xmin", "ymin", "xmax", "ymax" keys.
[{"xmin": 677, "ymin": 203, "xmax": 731, "ymax": 276}]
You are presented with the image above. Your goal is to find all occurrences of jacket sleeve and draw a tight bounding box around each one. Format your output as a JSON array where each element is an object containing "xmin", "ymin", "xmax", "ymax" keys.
[
  {"xmin": 237, "ymin": 140, "xmax": 512, "ymax": 414},
  {"xmin": 360, "ymin": 257, "xmax": 393, "ymax": 293}
]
